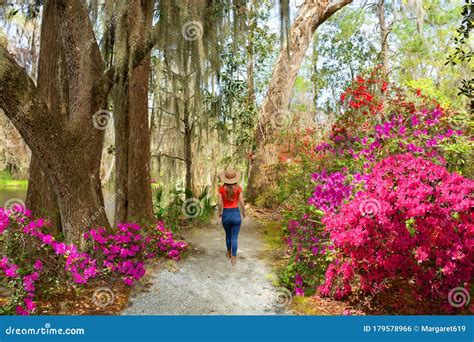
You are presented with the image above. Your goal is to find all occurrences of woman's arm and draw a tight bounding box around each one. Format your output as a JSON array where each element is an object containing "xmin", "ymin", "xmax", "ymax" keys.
[
  {"xmin": 238, "ymin": 191, "xmax": 246, "ymax": 218},
  {"xmin": 217, "ymin": 192, "xmax": 223, "ymax": 217}
]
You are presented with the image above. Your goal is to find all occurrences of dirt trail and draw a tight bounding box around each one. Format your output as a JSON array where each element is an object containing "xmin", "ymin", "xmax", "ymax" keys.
[{"xmin": 122, "ymin": 217, "xmax": 290, "ymax": 315}]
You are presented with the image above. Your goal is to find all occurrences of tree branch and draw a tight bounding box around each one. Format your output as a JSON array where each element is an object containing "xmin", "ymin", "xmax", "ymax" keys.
[
  {"xmin": 0, "ymin": 44, "xmax": 64, "ymax": 169},
  {"xmin": 159, "ymin": 152, "xmax": 185, "ymax": 162},
  {"xmin": 97, "ymin": 20, "xmax": 162, "ymax": 96}
]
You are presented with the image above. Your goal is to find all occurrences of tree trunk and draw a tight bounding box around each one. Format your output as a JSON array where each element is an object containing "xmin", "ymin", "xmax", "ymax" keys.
[
  {"xmin": 0, "ymin": 0, "xmax": 110, "ymax": 243},
  {"xmin": 114, "ymin": 0, "xmax": 155, "ymax": 224},
  {"xmin": 246, "ymin": 0, "xmax": 352, "ymax": 202},
  {"xmin": 127, "ymin": 0, "xmax": 154, "ymax": 223},
  {"xmin": 247, "ymin": 0, "xmax": 256, "ymax": 108},
  {"xmin": 1, "ymin": 0, "xmax": 160, "ymax": 241},
  {"xmin": 184, "ymin": 111, "xmax": 193, "ymax": 198},
  {"xmin": 377, "ymin": 0, "xmax": 389, "ymax": 77},
  {"xmin": 26, "ymin": 0, "xmax": 65, "ymax": 231}
]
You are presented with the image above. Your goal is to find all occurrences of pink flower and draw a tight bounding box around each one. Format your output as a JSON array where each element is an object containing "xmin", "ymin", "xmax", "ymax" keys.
[
  {"xmin": 123, "ymin": 278, "xmax": 134, "ymax": 286},
  {"xmin": 318, "ymin": 154, "xmax": 473, "ymax": 308},
  {"xmin": 4, "ymin": 265, "xmax": 18, "ymax": 278},
  {"xmin": 16, "ymin": 306, "xmax": 28, "ymax": 315},
  {"xmin": 415, "ymin": 248, "xmax": 429, "ymax": 262},
  {"xmin": 33, "ymin": 259, "xmax": 43, "ymax": 271},
  {"xmin": 24, "ymin": 297, "xmax": 36, "ymax": 312}
]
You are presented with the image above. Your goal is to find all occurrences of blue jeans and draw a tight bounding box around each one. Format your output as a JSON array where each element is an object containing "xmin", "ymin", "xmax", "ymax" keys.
[{"xmin": 222, "ymin": 208, "xmax": 241, "ymax": 256}]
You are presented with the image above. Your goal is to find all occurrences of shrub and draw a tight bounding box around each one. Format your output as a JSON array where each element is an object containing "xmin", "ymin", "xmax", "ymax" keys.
[
  {"xmin": 275, "ymin": 69, "xmax": 472, "ymax": 313},
  {"xmin": 319, "ymin": 153, "xmax": 474, "ymax": 311},
  {"xmin": 0, "ymin": 208, "xmax": 187, "ymax": 315},
  {"xmin": 85, "ymin": 222, "xmax": 187, "ymax": 286},
  {"xmin": 282, "ymin": 212, "xmax": 334, "ymax": 296}
]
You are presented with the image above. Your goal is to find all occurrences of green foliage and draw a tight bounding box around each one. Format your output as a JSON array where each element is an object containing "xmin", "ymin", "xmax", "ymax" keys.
[
  {"xmin": 392, "ymin": 0, "xmax": 465, "ymax": 107},
  {"xmin": 405, "ymin": 79, "xmax": 452, "ymax": 108},
  {"xmin": 313, "ymin": 6, "xmax": 378, "ymax": 111},
  {"xmin": 152, "ymin": 185, "xmax": 216, "ymax": 229},
  {"xmin": 0, "ymin": 171, "xmax": 27, "ymax": 188},
  {"xmin": 210, "ymin": 0, "xmax": 277, "ymax": 156},
  {"xmin": 280, "ymin": 209, "xmax": 335, "ymax": 296},
  {"xmin": 255, "ymin": 132, "xmax": 317, "ymax": 211},
  {"xmin": 445, "ymin": 0, "xmax": 473, "ymax": 98}
]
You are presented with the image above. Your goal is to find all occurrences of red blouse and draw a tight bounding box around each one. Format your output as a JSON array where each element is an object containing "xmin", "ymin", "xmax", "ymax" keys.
[{"xmin": 218, "ymin": 185, "xmax": 242, "ymax": 208}]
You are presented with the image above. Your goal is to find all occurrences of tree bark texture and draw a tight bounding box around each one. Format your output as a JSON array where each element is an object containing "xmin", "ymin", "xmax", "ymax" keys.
[
  {"xmin": 0, "ymin": 0, "xmax": 109, "ymax": 243},
  {"xmin": 26, "ymin": 0, "xmax": 66, "ymax": 232},
  {"xmin": 113, "ymin": 0, "xmax": 155, "ymax": 224}
]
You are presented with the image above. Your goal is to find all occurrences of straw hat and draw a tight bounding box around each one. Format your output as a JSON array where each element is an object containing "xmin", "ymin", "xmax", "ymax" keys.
[{"xmin": 219, "ymin": 168, "xmax": 241, "ymax": 184}]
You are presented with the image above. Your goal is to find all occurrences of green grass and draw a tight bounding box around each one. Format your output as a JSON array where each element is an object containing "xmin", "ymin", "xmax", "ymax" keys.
[
  {"xmin": 259, "ymin": 220, "xmax": 285, "ymax": 253},
  {"xmin": 0, "ymin": 171, "xmax": 28, "ymax": 188},
  {"xmin": 256, "ymin": 219, "xmax": 288, "ymax": 286}
]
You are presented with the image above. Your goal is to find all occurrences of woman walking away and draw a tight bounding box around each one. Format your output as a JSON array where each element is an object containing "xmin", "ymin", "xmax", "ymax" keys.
[{"xmin": 218, "ymin": 168, "xmax": 246, "ymax": 266}]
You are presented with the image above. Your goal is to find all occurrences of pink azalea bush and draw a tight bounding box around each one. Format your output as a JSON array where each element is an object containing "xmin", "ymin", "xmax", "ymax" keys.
[
  {"xmin": 23, "ymin": 217, "xmax": 99, "ymax": 284},
  {"xmin": 319, "ymin": 154, "xmax": 474, "ymax": 311},
  {"xmin": 281, "ymin": 70, "xmax": 473, "ymax": 312},
  {"xmin": 0, "ymin": 256, "xmax": 41, "ymax": 315},
  {"xmin": 0, "ymin": 208, "xmax": 187, "ymax": 315},
  {"xmin": 282, "ymin": 215, "xmax": 333, "ymax": 295},
  {"xmin": 85, "ymin": 222, "xmax": 187, "ymax": 286},
  {"xmin": 308, "ymin": 171, "xmax": 353, "ymax": 212}
]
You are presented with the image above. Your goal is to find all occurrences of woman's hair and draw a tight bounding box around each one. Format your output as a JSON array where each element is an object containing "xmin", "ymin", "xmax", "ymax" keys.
[{"xmin": 224, "ymin": 183, "xmax": 237, "ymax": 201}]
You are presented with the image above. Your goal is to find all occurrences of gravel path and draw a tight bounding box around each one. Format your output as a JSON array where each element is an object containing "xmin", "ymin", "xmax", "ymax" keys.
[{"xmin": 122, "ymin": 217, "xmax": 289, "ymax": 315}]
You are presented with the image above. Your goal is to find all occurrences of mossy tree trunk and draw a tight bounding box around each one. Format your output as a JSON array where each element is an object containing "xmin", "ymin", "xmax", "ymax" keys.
[
  {"xmin": 26, "ymin": 0, "xmax": 67, "ymax": 232},
  {"xmin": 0, "ymin": 0, "xmax": 160, "ymax": 242},
  {"xmin": 113, "ymin": 0, "xmax": 155, "ymax": 224}
]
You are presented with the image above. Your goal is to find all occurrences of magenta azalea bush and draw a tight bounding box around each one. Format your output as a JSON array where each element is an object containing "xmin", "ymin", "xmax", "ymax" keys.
[
  {"xmin": 320, "ymin": 153, "xmax": 474, "ymax": 307},
  {"xmin": 283, "ymin": 215, "xmax": 333, "ymax": 296},
  {"xmin": 308, "ymin": 171, "xmax": 352, "ymax": 212},
  {"xmin": 0, "ymin": 208, "xmax": 187, "ymax": 315},
  {"xmin": 282, "ymin": 70, "xmax": 473, "ymax": 312},
  {"xmin": 85, "ymin": 222, "xmax": 186, "ymax": 286}
]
